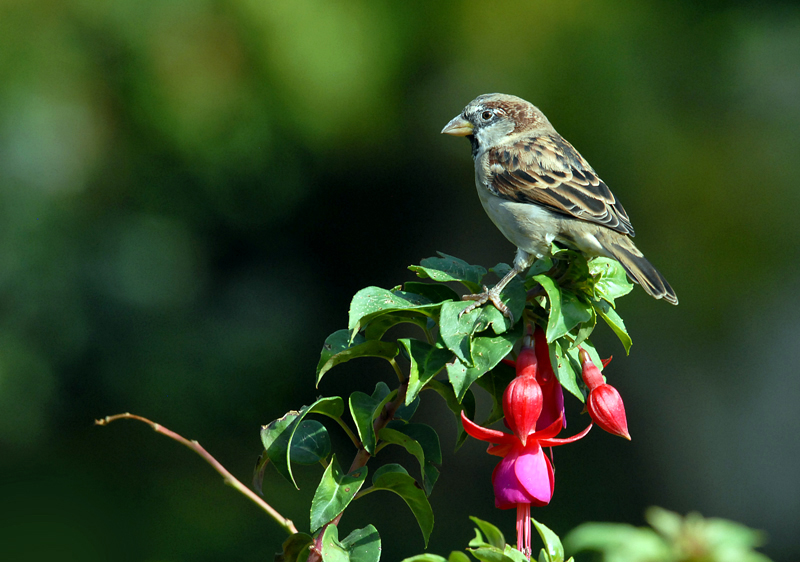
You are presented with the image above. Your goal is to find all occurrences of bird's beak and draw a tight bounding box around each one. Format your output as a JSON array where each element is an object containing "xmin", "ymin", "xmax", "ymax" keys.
[{"xmin": 441, "ymin": 115, "xmax": 474, "ymax": 136}]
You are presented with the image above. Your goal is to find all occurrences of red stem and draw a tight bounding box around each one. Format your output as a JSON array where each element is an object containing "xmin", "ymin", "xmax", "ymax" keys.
[{"xmin": 95, "ymin": 413, "xmax": 298, "ymax": 535}]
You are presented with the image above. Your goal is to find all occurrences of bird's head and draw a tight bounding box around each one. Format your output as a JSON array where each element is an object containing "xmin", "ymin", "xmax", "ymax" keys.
[{"xmin": 441, "ymin": 93, "xmax": 552, "ymax": 156}]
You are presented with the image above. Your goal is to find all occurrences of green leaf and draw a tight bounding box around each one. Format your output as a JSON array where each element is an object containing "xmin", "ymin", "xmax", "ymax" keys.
[
  {"xmin": 561, "ymin": 291, "xmax": 593, "ymax": 332},
  {"xmin": 349, "ymin": 391, "xmax": 381, "ymax": 455},
  {"xmin": 533, "ymin": 275, "xmax": 592, "ymax": 342},
  {"xmin": 469, "ymin": 527, "xmax": 489, "ymax": 548},
  {"xmin": 448, "ymin": 552, "xmax": 473, "ymax": 562},
  {"xmin": 564, "ymin": 522, "xmax": 670, "ymax": 562},
  {"xmin": 532, "ymin": 275, "xmax": 564, "ymax": 342},
  {"xmin": 549, "ymin": 339, "xmax": 583, "ymax": 402},
  {"xmin": 403, "ymin": 281, "xmax": 461, "ymax": 304},
  {"xmin": 426, "ymin": 379, "xmax": 476, "ymax": 449},
  {"xmin": 276, "ymin": 532, "xmax": 314, "ymax": 562},
  {"xmin": 348, "ymin": 382, "xmax": 399, "ymax": 454},
  {"xmin": 502, "ymin": 546, "xmax": 529, "ymax": 562},
  {"xmin": 400, "ymin": 555, "xmax": 448, "ymax": 562},
  {"xmin": 561, "ymin": 249, "xmax": 592, "ymax": 288},
  {"xmin": 437, "ymin": 271, "xmax": 521, "ymax": 348},
  {"xmin": 399, "ymin": 338, "xmax": 453, "ymax": 405},
  {"xmin": 371, "ymin": 381, "xmax": 391, "ymax": 402},
  {"xmin": 348, "ymin": 287, "xmax": 441, "ymax": 338},
  {"xmin": 319, "ymin": 525, "xmax": 349, "ymax": 562},
  {"xmin": 290, "ymin": 420, "xmax": 331, "ymax": 464},
  {"xmin": 408, "ymin": 252, "xmax": 487, "ymax": 293},
  {"xmin": 382, "ymin": 422, "xmax": 442, "ymax": 495},
  {"xmin": 590, "ymin": 257, "xmax": 634, "ymax": 307},
  {"xmin": 395, "ymin": 395, "xmax": 420, "ymax": 422},
  {"xmin": 644, "ymin": 506, "xmax": 770, "ymax": 561},
  {"xmin": 527, "ymin": 256, "xmax": 554, "ymax": 278},
  {"xmin": 593, "ymin": 299, "xmax": 633, "ymax": 354},
  {"xmin": 643, "ymin": 506, "xmax": 683, "ymax": 540},
  {"xmin": 364, "ymin": 313, "xmax": 429, "ymax": 342},
  {"xmin": 371, "ymin": 464, "xmax": 434, "ymax": 546},
  {"xmin": 260, "ymin": 397, "xmax": 344, "ymax": 488},
  {"xmin": 317, "ymin": 329, "xmax": 399, "ymax": 385},
  {"xmin": 310, "ymin": 455, "xmax": 368, "ymax": 532},
  {"xmin": 531, "ymin": 518, "xmax": 565, "ymax": 562},
  {"xmin": 446, "ymin": 323, "xmax": 523, "ymax": 402},
  {"xmin": 340, "ymin": 525, "xmax": 381, "ymax": 562},
  {"xmin": 261, "ymin": 414, "xmax": 305, "ymax": 485},
  {"xmin": 318, "ymin": 524, "xmax": 382, "ymax": 562},
  {"xmin": 379, "ymin": 427, "xmax": 427, "ymax": 476},
  {"xmin": 439, "ymin": 301, "xmax": 482, "ymax": 367},
  {"xmin": 390, "ymin": 422, "xmax": 442, "ymax": 465},
  {"xmin": 469, "ymin": 516, "xmax": 506, "ymax": 549},
  {"xmin": 468, "ymin": 546, "xmax": 515, "ymax": 562},
  {"xmin": 571, "ymin": 307, "xmax": 596, "ymax": 349}
]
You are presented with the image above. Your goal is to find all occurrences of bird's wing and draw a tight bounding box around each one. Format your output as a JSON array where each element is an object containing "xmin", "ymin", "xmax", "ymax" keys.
[{"xmin": 487, "ymin": 134, "xmax": 635, "ymax": 236}]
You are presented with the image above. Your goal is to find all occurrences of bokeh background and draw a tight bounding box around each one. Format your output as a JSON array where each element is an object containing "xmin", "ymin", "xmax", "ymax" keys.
[{"xmin": 2, "ymin": 1, "xmax": 799, "ymax": 560}]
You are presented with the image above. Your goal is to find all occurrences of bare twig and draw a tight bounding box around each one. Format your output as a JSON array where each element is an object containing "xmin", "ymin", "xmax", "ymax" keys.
[{"xmin": 95, "ymin": 413, "xmax": 298, "ymax": 535}]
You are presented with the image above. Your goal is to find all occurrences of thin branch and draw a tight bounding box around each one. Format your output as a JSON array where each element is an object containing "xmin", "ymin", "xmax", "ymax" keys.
[{"xmin": 95, "ymin": 413, "xmax": 298, "ymax": 535}]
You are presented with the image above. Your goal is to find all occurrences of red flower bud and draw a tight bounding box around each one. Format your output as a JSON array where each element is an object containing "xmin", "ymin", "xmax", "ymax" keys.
[
  {"xmin": 579, "ymin": 347, "xmax": 630, "ymax": 439},
  {"xmin": 515, "ymin": 346, "xmax": 538, "ymax": 379},
  {"xmin": 503, "ymin": 374, "xmax": 543, "ymax": 446},
  {"xmin": 579, "ymin": 348, "xmax": 605, "ymax": 390},
  {"xmin": 587, "ymin": 384, "xmax": 630, "ymax": 440}
]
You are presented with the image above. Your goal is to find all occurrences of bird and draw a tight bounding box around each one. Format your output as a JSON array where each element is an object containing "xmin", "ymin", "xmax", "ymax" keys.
[{"xmin": 441, "ymin": 93, "xmax": 677, "ymax": 320}]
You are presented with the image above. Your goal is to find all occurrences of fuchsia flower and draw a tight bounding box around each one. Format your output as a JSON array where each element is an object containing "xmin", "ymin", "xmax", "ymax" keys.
[
  {"xmin": 579, "ymin": 348, "xmax": 631, "ymax": 440},
  {"xmin": 501, "ymin": 328, "xmax": 565, "ymax": 430},
  {"xmin": 461, "ymin": 330, "xmax": 592, "ymax": 557}
]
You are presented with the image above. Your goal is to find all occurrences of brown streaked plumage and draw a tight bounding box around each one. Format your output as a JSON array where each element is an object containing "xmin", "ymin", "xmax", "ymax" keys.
[{"xmin": 442, "ymin": 93, "xmax": 677, "ymax": 320}]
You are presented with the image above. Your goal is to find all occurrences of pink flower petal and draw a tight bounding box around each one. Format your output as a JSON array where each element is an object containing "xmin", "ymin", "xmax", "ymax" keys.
[
  {"xmin": 492, "ymin": 450, "xmax": 534, "ymax": 508},
  {"xmin": 513, "ymin": 442, "xmax": 554, "ymax": 505}
]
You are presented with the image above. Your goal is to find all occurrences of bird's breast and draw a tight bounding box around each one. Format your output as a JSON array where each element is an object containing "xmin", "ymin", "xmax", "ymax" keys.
[{"xmin": 474, "ymin": 174, "xmax": 560, "ymax": 259}]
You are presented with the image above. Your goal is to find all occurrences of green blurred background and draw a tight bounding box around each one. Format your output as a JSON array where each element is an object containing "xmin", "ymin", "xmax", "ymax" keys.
[{"xmin": 2, "ymin": 0, "xmax": 798, "ymax": 560}]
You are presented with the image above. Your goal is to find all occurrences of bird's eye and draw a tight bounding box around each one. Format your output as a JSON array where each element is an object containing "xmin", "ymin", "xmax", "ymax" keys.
[{"xmin": 481, "ymin": 110, "xmax": 493, "ymax": 121}]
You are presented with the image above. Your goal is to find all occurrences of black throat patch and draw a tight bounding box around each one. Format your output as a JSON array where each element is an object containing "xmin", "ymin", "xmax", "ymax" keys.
[{"xmin": 468, "ymin": 135, "xmax": 479, "ymax": 158}]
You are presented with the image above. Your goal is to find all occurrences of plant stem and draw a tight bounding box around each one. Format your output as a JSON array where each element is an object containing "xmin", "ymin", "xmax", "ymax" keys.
[
  {"xmin": 95, "ymin": 413, "xmax": 298, "ymax": 535},
  {"xmin": 332, "ymin": 415, "xmax": 360, "ymax": 449},
  {"xmin": 389, "ymin": 358, "xmax": 405, "ymax": 383},
  {"xmin": 308, "ymin": 377, "xmax": 410, "ymax": 561}
]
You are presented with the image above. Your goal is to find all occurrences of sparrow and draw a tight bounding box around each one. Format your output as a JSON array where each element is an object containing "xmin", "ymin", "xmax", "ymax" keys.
[{"xmin": 442, "ymin": 93, "xmax": 677, "ymax": 320}]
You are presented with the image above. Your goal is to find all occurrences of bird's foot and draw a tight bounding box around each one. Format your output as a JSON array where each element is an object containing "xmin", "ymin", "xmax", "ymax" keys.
[{"xmin": 459, "ymin": 285, "xmax": 513, "ymax": 322}]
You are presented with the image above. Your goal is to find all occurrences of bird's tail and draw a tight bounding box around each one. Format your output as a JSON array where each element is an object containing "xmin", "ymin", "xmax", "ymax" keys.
[{"xmin": 598, "ymin": 231, "xmax": 678, "ymax": 305}]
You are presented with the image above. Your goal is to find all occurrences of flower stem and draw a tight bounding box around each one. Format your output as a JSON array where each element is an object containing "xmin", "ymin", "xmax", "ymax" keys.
[
  {"xmin": 95, "ymin": 413, "xmax": 298, "ymax": 535},
  {"xmin": 516, "ymin": 503, "xmax": 532, "ymax": 560}
]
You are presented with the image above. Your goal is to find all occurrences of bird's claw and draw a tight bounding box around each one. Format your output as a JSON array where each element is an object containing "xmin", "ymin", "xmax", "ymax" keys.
[{"xmin": 459, "ymin": 285, "xmax": 514, "ymax": 323}]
